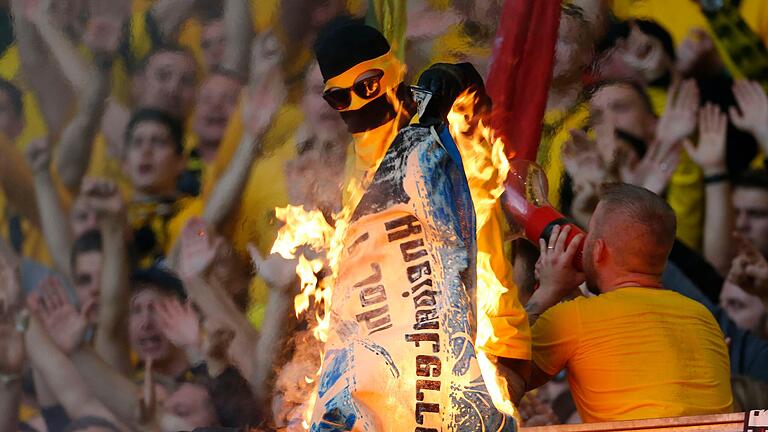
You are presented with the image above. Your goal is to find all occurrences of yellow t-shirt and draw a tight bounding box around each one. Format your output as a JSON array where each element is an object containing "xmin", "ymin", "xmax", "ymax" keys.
[
  {"xmin": 202, "ymin": 102, "xmax": 303, "ymax": 327},
  {"xmin": 127, "ymin": 195, "xmax": 196, "ymax": 268},
  {"xmin": 532, "ymin": 287, "xmax": 733, "ymax": 423}
]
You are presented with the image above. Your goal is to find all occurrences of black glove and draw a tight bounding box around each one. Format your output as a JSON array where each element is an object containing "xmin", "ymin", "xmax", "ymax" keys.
[{"xmin": 417, "ymin": 62, "xmax": 488, "ymax": 125}]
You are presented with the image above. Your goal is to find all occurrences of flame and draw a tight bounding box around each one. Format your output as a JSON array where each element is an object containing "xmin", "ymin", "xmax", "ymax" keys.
[
  {"xmin": 271, "ymin": 176, "xmax": 368, "ymax": 429},
  {"xmin": 447, "ymin": 90, "xmax": 520, "ymax": 421},
  {"xmin": 447, "ymin": 90, "xmax": 510, "ymax": 230}
]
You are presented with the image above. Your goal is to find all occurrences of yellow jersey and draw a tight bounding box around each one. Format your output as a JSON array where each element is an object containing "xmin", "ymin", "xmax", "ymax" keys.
[{"xmin": 532, "ymin": 287, "xmax": 733, "ymax": 422}]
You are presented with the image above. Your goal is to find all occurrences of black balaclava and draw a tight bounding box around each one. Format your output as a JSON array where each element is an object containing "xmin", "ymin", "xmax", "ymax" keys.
[{"xmin": 313, "ymin": 17, "xmax": 407, "ymax": 134}]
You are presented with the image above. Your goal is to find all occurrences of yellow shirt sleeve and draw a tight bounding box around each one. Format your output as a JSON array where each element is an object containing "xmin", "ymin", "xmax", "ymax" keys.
[
  {"xmin": 531, "ymin": 299, "xmax": 581, "ymax": 376},
  {"xmin": 475, "ymin": 205, "xmax": 532, "ymax": 361}
]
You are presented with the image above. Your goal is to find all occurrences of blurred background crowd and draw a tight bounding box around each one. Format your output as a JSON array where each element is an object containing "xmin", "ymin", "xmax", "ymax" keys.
[{"xmin": 0, "ymin": 0, "xmax": 767, "ymax": 430}]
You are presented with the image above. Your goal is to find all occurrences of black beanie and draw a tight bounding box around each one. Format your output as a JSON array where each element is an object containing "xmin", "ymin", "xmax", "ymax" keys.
[{"xmin": 314, "ymin": 16, "xmax": 391, "ymax": 81}]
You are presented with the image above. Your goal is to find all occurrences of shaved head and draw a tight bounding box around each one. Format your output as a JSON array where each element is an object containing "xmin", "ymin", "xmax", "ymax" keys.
[{"xmin": 584, "ymin": 184, "xmax": 676, "ymax": 291}]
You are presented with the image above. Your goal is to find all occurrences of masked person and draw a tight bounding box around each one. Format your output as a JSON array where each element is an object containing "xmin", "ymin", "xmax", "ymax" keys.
[{"xmin": 308, "ymin": 18, "xmax": 521, "ymax": 431}]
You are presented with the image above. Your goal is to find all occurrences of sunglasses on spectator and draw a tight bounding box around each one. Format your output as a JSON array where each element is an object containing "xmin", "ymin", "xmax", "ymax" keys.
[{"xmin": 323, "ymin": 70, "xmax": 385, "ymax": 111}]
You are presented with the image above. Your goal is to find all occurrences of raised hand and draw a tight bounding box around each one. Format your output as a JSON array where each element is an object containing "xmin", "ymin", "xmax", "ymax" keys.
[
  {"xmin": 27, "ymin": 277, "xmax": 93, "ymax": 354},
  {"xmin": 247, "ymin": 243, "xmax": 297, "ymax": 293},
  {"xmin": 563, "ymin": 129, "xmax": 609, "ymax": 188},
  {"xmin": 536, "ymin": 225, "xmax": 585, "ymax": 299},
  {"xmin": 683, "ymin": 103, "xmax": 727, "ymax": 175},
  {"xmin": 728, "ymin": 233, "xmax": 768, "ymax": 300},
  {"xmin": 80, "ymin": 177, "xmax": 126, "ymax": 222},
  {"xmin": 656, "ymin": 79, "xmax": 700, "ymax": 148},
  {"xmin": 676, "ymin": 28, "xmax": 722, "ymax": 76},
  {"xmin": 519, "ymin": 393, "xmax": 558, "ymax": 427},
  {"xmin": 21, "ymin": 0, "xmax": 52, "ymax": 25},
  {"xmin": 25, "ymin": 137, "xmax": 52, "ymax": 175},
  {"xmin": 242, "ymin": 33, "xmax": 286, "ymax": 139},
  {"xmin": 83, "ymin": 15, "xmax": 123, "ymax": 62},
  {"xmin": 729, "ymin": 80, "xmax": 768, "ymax": 148},
  {"xmin": 201, "ymin": 320, "xmax": 234, "ymax": 365},
  {"xmin": 619, "ymin": 138, "xmax": 681, "ymax": 195},
  {"xmin": 179, "ymin": 218, "xmax": 222, "ymax": 279},
  {"xmin": 156, "ymin": 298, "xmax": 200, "ymax": 350}
]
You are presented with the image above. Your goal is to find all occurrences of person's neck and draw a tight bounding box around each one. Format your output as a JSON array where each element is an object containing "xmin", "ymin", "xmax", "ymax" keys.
[
  {"xmin": 546, "ymin": 77, "xmax": 583, "ymax": 112},
  {"xmin": 600, "ymin": 272, "xmax": 664, "ymax": 293},
  {"xmin": 152, "ymin": 350, "xmax": 190, "ymax": 378},
  {"xmin": 197, "ymin": 139, "xmax": 220, "ymax": 163}
]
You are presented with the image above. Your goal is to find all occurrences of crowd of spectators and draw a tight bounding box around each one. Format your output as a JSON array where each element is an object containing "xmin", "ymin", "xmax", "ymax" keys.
[{"xmin": 0, "ymin": 0, "xmax": 767, "ymax": 430}]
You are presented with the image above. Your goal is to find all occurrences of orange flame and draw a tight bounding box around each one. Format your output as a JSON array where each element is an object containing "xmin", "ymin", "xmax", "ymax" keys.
[{"xmin": 447, "ymin": 90, "xmax": 520, "ymax": 421}]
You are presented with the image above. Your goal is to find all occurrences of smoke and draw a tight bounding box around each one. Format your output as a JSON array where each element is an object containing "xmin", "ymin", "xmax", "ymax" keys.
[{"xmin": 272, "ymin": 325, "xmax": 323, "ymax": 431}]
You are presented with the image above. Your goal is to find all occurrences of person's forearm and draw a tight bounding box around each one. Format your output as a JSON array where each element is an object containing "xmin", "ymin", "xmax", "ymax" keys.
[
  {"xmin": 221, "ymin": 0, "xmax": 253, "ymax": 77},
  {"xmin": 251, "ymin": 289, "xmax": 291, "ymax": 402},
  {"xmin": 32, "ymin": 13, "xmax": 92, "ymax": 95},
  {"xmin": 32, "ymin": 173, "xmax": 73, "ymax": 275},
  {"xmin": 184, "ymin": 276, "xmax": 259, "ymax": 341},
  {"xmin": 25, "ymin": 318, "xmax": 113, "ymax": 421},
  {"xmin": 524, "ymin": 287, "xmax": 561, "ymax": 326},
  {"xmin": 70, "ymin": 347, "xmax": 140, "ymax": 427},
  {"xmin": 0, "ymin": 380, "xmax": 21, "ymax": 432},
  {"xmin": 10, "ymin": 0, "xmax": 73, "ymax": 133},
  {"xmin": 94, "ymin": 220, "xmax": 132, "ymax": 375},
  {"xmin": 149, "ymin": 0, "xmax": 200, "ymax": 41},
  {"xmin": 0, "ymin": 137, "xmax": 40, "ymax": 227},
  {"xmin": 55, "ymin": 65, "xmax": 111, "ymax": 193},
  {"xmin": 182, "ymin": 276, "xmax": 260, "ymax": 379},
  {"xmin": 703, "ymin": 179, "xmax": 732, "ymax": 275},
  {"xmin": 203, "ymin": 134, "xmax": 259, "ymax": 229},
  {"xmin": 476, "ymin": 352, "xmax": 528, "ymax": 407}
]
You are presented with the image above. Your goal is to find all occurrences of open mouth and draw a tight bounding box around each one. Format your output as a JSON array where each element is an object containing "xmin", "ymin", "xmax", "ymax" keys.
[
  {"xmin": 138, "ymin": 334, "xmax": 164, "ymax": 353},
  {"xmin": 137, "ymin": 162, "xmax": 154, "ymax": 175},
  {"xmin": 205, "ymin": 115, "xmax": 229, "ymax": 129}
]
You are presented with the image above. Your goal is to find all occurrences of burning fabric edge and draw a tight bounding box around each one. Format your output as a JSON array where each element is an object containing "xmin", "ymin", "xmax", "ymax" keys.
[{"xmin": 270, "ymin": 91, "xmax": 519, "ymax": 431}]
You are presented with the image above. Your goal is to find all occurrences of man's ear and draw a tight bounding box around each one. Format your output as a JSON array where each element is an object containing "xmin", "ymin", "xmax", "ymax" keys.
[{"xmin": 593, "ymin": 238, "xmax": 607, "ymax": 264}]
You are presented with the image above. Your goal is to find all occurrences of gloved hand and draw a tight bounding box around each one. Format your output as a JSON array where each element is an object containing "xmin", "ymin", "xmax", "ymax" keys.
[{"xmin": 417, "ymin": 62, "xmax": 488, "ymax": 125}]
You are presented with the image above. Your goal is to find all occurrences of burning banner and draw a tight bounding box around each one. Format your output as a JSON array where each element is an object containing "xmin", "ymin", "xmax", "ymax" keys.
[
  {"xmin": 269, "ymin": 18, "xmax": 523, "ymax": 432},
  {"xmin": 308, "ymin": 122, "xmax": 516, "ymax": 431}
]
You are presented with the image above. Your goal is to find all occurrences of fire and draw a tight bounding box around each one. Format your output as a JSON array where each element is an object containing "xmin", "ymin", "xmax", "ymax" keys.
[
  {"xmin": 271, "ymin": 61, "xmax": 408, "ymax": 429},
  {"xmin": 447, "ymin": 90, "xmax": 520, "ymax": 422},
  {"xmin": 270, "ymin": 177, "xmax": 367, "ymax": 430},
  {"xmin": 447, "ymin": 90, "xmax": 511, "ymax": 229}
]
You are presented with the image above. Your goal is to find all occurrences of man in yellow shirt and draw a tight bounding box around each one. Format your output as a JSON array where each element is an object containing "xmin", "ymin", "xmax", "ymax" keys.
[
  {"xmin": 526, "ymin": 183, "xmax": 733, "ymax": 422},
  {"xmin": 121, "ymin": 108, "xmax": 190, "ymax": 268}
]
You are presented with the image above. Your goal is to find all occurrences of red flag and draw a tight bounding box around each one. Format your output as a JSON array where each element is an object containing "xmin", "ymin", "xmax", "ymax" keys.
[{"xmin": 486, "ymin": 0, "xmax": 561, "ymax": 161}]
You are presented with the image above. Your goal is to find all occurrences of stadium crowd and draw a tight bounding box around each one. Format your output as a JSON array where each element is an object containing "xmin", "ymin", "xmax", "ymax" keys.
[{"xmin": 0, "ymin": 0, "xmax": 767, "ymax": 430}]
